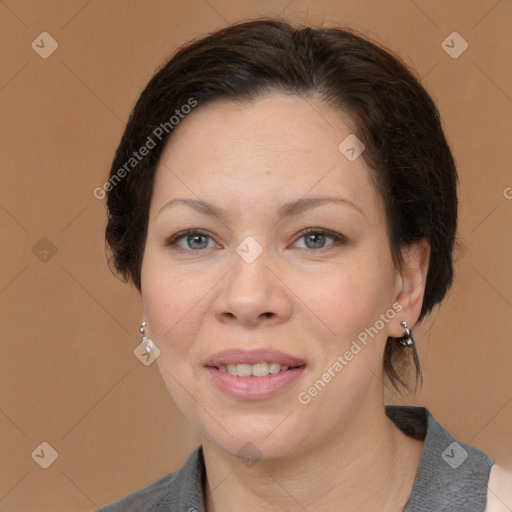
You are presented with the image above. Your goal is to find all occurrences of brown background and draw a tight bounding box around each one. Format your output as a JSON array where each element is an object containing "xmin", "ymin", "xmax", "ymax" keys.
[{"xmin": 1, "ymin": 1, "xmax": 511, "ymax": 511}]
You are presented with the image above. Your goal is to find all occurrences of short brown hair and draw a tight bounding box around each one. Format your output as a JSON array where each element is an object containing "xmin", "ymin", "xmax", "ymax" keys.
[{"xmin": 105, "ymin": 19, "xmax": 458, "ymax": 391}]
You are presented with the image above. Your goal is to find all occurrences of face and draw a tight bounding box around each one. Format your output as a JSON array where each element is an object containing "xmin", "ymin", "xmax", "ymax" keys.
[{"xmin": 140, "ymin": 93, "xmax": 406, "ymax": 460}]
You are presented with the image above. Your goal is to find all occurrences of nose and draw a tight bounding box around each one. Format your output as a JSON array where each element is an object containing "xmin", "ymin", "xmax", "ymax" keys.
[{"xmin": 213, "ymin": 248, "xmax": 292, "ymax": 327}]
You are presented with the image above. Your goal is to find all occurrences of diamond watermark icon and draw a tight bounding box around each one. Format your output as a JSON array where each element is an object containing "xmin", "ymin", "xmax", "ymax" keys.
[
  {"xmin": 441, "ymin": 32, "xmax": 468, "ymax": 59},
  {"xmin": 134, "ymin": 341, "xmax": 161, "ymax": 366},
  {"xmin": 236, "ymin": 236, "xmax": 263, "ymax": 264},
  {"xmin": 442, "ymin": 441, "xmax": 468, "ymax": 469},
  {"xmin": 32, "ymin": 237, "xmax": 58, "ymax": 263},
  {"xmin": 31, "ymin": 32, "xmax": 59, "ymax": 59},
  {"xmin": 236, "ymin": 442, "xmax": 262, "ymax": 468},
  {"xmin": 31, "ymin": 441, "xmax": 58, "ymax": 469},
  {"xmin": 338, "ymin": 134, "xmax": 365, "ymax": 161}
]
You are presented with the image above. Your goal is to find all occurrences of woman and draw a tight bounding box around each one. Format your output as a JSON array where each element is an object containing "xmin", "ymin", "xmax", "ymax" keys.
[{"xmin": 98, "ymin": 18, "xmax": 511, "ymax": 512}]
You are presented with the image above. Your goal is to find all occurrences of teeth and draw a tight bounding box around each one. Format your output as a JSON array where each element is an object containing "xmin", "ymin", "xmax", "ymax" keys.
[
  {"xmin": 251, "ymin": 362, "xmax": 269, "ymax": 377},
  {"xmin": 218, "ymin": 362, "xmax": 295, "ymax": 377},
  {"xmin": 236, "ymin": 363, "xmax": 252, "ymax": 377},
  {"xmin": 269, "ymin": 362, "xmax": 281, "ymax": 374}
]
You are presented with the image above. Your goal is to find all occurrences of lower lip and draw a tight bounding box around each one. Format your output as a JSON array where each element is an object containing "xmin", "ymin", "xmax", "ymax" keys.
[{"xmin": 206, "ymin": 366, "xmax": 306, "ymax": 400}]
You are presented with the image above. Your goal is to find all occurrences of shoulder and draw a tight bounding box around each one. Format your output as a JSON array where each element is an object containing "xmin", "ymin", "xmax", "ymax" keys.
[
  {"xmin": 485, "ymin": 465, "xmax": 512, "ymax": 512},
  {"xmin": 97, "ymin": 471, "xmax": 177, "ymax": 512},
  {"xmin": 387, "ymin": 406, "xmax": 496, "ymax": 512}
]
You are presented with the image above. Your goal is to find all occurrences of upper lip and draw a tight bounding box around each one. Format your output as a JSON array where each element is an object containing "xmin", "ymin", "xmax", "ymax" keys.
[{"xmin": 205, "ymin": 348, "xmax": 306, "ymax": 368}]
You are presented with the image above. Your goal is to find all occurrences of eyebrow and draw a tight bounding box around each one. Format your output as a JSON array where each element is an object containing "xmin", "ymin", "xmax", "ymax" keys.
[{"xmin": 157, "ymin": 196, "xmax": 365, "ymax": 219}]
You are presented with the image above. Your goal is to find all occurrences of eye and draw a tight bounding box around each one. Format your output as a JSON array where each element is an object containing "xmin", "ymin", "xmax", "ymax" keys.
[
  {"xmin": 293, "ymin": 228, "xmax": 346, "ymax": 250},
  {"xmin": 166, "ymin": 229, "xmax": 217, "ymax": 251}
]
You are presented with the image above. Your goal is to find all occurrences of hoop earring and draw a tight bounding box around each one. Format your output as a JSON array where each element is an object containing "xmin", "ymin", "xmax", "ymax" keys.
[
  {"xmin": 139, "ymin": 321, "xmax": 155, "ymax": 352},
  {"xmin": 398, "ymin": 321, "xmax": 414, "ymax": 347}
]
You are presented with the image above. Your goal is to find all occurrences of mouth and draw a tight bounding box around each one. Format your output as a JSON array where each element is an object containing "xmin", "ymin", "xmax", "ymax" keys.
[{"xmin": 204, "ymin": 348, "xmax": 307, "ymax": 400}]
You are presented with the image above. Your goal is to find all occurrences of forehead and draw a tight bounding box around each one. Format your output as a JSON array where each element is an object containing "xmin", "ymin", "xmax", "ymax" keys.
[{"xmin": 151, "ymin": 93, "xmax": 382, "ymax": 222}]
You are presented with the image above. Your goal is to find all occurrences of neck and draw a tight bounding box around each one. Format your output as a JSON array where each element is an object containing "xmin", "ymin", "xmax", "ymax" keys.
[{"xmin": 202, "ymin": 402, "xmax": 424, "ymax": 512}]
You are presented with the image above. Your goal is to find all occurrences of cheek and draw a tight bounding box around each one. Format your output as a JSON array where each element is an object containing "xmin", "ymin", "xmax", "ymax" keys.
[
  {"xmin": 141, "ymin": 258, "xmax": 208, "ymax": 350},
  {"xmin": 295, "ymin": 258, "xmax": 394, "ymax": 343}
]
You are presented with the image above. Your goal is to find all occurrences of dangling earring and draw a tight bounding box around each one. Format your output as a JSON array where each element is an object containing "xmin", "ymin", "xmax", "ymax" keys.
[
  {"xmin": 398, "ymin": 321, "xmax": 414, "ymax": 347},
  {"xmin": 139, "ymin": 321, "xmax": 155, "ymax": 352}
]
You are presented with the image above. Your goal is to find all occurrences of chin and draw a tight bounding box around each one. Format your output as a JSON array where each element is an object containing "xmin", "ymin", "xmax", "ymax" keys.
[{"xmin": 203, "ymin": 421, "xmax": 305, "ymax": 463}]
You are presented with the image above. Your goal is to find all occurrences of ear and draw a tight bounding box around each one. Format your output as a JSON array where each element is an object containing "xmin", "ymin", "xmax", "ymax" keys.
[{"xmin": 388, "ymin": 239, "xmax": 430, "ymax": 338}]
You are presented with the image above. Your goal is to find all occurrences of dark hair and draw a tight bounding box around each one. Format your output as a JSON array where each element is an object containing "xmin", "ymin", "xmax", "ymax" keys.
[{"xmin": 105, "ymin": 18, "xmax": 458, "ymax": 392}]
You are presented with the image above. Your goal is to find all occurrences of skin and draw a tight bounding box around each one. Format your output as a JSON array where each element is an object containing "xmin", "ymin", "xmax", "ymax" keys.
[{"xmin": 140, "ymin": 93, "xmax": 430, "ymax": 511}]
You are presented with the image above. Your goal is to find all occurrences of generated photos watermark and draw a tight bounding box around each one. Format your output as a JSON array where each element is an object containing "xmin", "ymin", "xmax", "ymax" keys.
[
  {"xmin": 93, "ymin": 97, "xmax": 198, "ymax": 200},
  {"xmin": 298, "ymin": 302, "xmax": 403, "ymax": 405}
]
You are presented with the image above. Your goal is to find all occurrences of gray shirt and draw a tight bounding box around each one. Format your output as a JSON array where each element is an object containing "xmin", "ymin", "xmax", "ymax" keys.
[{"xmin": 97, "ymin": 406, "xmax": 494, "ymax": 511}]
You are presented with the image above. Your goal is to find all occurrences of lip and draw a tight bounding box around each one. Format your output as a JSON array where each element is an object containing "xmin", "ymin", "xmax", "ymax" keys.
[
  {"xmin": 206, "ymin": 366, "xmax": 306, "ymax": 400},
  {"xmin": 204, "ymin": 348, "xmax": 306, "ymax": 368}
]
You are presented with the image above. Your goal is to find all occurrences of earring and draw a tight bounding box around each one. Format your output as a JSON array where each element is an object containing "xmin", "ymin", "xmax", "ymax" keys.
[
  {"xmin": 139, "ymin": 321, "xmax": 155, "ymax": 352},
  {"xmin": 398, "ymin": 321, "xmax": 414, "ymax": 347}
]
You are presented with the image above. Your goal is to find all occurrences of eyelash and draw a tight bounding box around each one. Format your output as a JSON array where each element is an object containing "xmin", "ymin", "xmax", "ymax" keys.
[{"xmin": 165, "ymin": 228, "xmax": 346, "ymax": 252}]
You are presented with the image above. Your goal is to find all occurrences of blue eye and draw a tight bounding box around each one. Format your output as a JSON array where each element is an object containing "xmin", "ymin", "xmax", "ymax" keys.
[
  {"xmin": 294, "ymin": 229, "xmax": 346, "ymax": 250},
  {"xmin": 166, "ymin": 230, "xmax": 216, "ymax": 250}
]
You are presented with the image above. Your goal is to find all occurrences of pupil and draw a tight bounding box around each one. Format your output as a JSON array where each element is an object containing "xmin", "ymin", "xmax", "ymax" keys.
[
  {"xmin": 307, "ymin": 233, "xmax": 325, "ymax": 248},
  {"xmin": 190, "ymin": 234, "xmax": 207, "ymax": 249}
]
